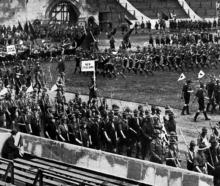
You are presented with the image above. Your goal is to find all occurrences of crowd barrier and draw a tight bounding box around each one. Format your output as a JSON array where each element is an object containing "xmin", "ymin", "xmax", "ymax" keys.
[{"xmin": 0, "ymin": 128, "xmax": 213, "ymax": 186}]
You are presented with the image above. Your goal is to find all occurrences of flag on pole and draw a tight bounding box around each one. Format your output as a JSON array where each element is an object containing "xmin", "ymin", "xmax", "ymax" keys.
[
  {"xmin": 26, "ymin": 84, "xmax": 34, "ymax": 93},
  {"xmin": 198, "ymin": 70, "xmax": 205, "ymax": 79},
  {"xmin": 177, "ymin": 73, "xmax": 186, "ymax": 81},
  {"xmin": 50, "ymin": 84, "xmax": 58, "ymax": 92},
  {"xmin": 161, "ymin": 12, "xmax": 169, "ymax": 20},
  {"xmin": 24, "ymin": 21, "xmax": 29, "ymax": 34},
  {"xmin": 17, "ymin": 21, "xmax": 23, "ymax": 31},
  {"xmin": 81, "ymin": 30, "xmax": 96, "ymax": 50},
  {"xmin": 0, "ymin": 87, "xmax": 8, "ymax": 96},
  {"xmin": 28, "ymin": 21, "xmax": 36, "ymax": 40}
]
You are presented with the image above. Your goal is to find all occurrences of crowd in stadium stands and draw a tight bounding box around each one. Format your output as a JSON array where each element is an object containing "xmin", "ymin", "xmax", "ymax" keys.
[
  {"xmin": 0, "ymin": 20, "xmax": 219, "ymax": 179},
  {"xmin": 130, "ymin": 19, "xmax": 217, "ymax": 34},
  {"xmin": 169, "ymin": 20, "xmax": 217, "ymax": 31}
]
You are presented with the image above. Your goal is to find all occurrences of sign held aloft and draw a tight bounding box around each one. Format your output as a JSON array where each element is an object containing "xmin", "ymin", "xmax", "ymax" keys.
[
  {"xmin": 7, "ymin": 45, "xmax": 16, "ymax": 55},
  {"xmin": 81, "ymin": 60, "xmax": 95, "ymax": 72}
]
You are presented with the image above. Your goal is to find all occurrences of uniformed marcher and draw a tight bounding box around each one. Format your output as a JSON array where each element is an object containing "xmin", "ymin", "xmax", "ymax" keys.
[
  {"xmin": 103, "ymin": 111, "xmax": 117, "ymax": 153},
  {"xmin": 44, "ymin": 114, "xmax": 57, "ymax": 140},
  {"xmin": 181, "ymin": 80, "xmax": 193, "ymax": 115},
  {"xmin": 197, "ymin": 127, "xmax": 210, "ymax": 148},
  {"xmin": 193, "ymin": 83, "xmax": 210, "ymax": 122},
  {"xmin": 213, "ymin": 163, "xmax": 220, "ymax": 186},
  {"xmin": 206, "ymin": 77, "xmax": 216, "ymax": 113},
  {"xmin": 186, "ymin": 140, "xmax": 196, "ymax": 171},
  {"xmin": 150, "ymin": 129, "xmax": 165, "ymax": 164},
  {"xmin": 88, "ymin": 77, "xmax": 97, "ymax": 105},
  {"xmin": 165, "ymin": 139, "xmax": 181, "ymax": 167},
  {"xmin": 28, "ymin": 106, "xmax": 41, "ymax": 136},
  {"xmin": 127, "ymin": 109, "xmax": 141, "ymax": 158},
  {"xmin": 88, "ymin": 114, "xmax": 101, "ymax": 150},
  {"xmin": 214, "ymin": 79, "xmax": 220, "ymax": 111},
  {"xmin": 57, "ymin": 117, "xmax": 70, "ymax": 142},
  {"xmin": 194, "ymin": 144, "xmax": 210, "ymax": 174},
  {"xmin": 117, "ymin": 111, "xmax": 128, "ymax": 155},
  {"xmin": 140, "ymin": 109, "xmax": 153, "ymax": 160},
  {"xmin": 206, "ymin": 136, "xmax": 220, "ymax": 175}
]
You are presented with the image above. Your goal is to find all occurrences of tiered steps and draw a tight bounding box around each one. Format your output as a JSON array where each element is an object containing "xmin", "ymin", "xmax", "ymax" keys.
[
  {"xmin": 186, "ymin": 0, "xmax": 217, "ymax": 18},
  {"xmin": 0, "ymin": 155, "xmax": 143, "ymax": 186},
  {"xmin": 128, "ymin": 0, "xmax": 189, "ymax": 19}
]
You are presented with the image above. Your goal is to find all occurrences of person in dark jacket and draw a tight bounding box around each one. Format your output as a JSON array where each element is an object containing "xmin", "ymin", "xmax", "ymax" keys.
[
  {"xmin": 2, "ymin": 129, "xmax": 20, "ymax": 160},
  {"xmin": 213, "ymin": 163, "xmax": 220, "ymax": 186},
  {"xmin": 193, "ymin": 82, "xmax": 210, "ymax": 122}
]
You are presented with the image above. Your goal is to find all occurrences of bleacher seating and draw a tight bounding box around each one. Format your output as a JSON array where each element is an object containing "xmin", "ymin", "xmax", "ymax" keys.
[
  {"xmin": 186, "ymin": 0, "xmax": 217, "ymax": 18},
  {"xmin": 0, "ymin": 154, "xmax": 144, "ymax": 186},
  {"xmin": 0, "ymin": 158, "xmax": 15, "ymax": 186},
  {"xmin": 128, "ymin": 0, "xmax": 189, "ymax": 19}
]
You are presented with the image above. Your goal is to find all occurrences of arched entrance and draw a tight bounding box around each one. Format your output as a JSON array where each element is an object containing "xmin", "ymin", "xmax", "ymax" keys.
[{"xmin": 46, "ymin": 0, "xmax": 80, "ymax": 25}]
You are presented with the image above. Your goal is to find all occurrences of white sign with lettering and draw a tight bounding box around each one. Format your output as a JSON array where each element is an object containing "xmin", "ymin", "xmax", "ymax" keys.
[
  {"xmin": 81, "ymin": 60, "xmax": 95, "ymax": 72},
  {"xmin": 7, "ymin": 45, "xmax": 16, "ymax": 55}
]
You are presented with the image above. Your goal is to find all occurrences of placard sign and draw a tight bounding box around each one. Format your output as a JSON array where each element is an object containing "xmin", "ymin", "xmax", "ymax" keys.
[
  {"xmin": 81, "ymin": 60, "xmax": 95, "ymax": 72},
  {"xmin": 7, "ymin": 45, "xmax": 16, "ymax": 55}
]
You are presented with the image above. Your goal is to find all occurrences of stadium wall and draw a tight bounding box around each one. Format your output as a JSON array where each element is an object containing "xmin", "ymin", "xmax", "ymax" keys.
[
  {"xmin": 0, "ymin": 129, "xmax": 214, "ymax": 186},
  {"xmin": 0, "ymin": 0, "xmax": 98, "ymax": 26}
]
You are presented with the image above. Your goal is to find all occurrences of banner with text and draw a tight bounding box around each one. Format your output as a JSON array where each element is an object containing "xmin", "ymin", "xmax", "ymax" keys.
[
  {"xmin": 81, "ymin": 60, "xmax": 95, "ymax": 72},
  {"xmin": 6, "ymin": 45, "xmax": 16, "ymax": 55}
]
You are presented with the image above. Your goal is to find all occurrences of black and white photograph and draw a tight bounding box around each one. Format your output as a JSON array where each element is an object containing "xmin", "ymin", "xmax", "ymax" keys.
[{"xmin": 0, "ymin": 0, "xmax": 219, "ymax": 185}]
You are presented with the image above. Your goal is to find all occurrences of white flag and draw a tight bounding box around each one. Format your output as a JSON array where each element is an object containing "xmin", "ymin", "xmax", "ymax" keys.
[
  {"xmin": 50, "ymin": 84, "xmax": 58, "ymax": 92},
  {"xmin": 216, "ymin": 2, "xmax": 220, "ymax": 9},
  {"xmin": 177, "ymin": 73, "xmax": 186, "ymax": 81},
  {"xmin": 0, "ymin": 87, "xmax": 8, "ymax": 96},
  {"xmin": 198, "ymin": 70, "xmax": 205, "ymax": 79},
  {"xmin": 26, "ymin": 84, "xmax": 34, "ymax": 93}
]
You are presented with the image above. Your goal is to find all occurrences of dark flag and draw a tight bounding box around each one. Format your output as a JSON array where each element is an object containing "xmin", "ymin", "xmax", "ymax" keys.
[
  {"xmin": 28, "ymin": 21, "xmax": 36, "ymax": 40},
  {"xmin": 17, "ymin": 21, "xmax": 23, "ymax": 31},
  {"xmin": 107, "ymin": 28, "xmax": 117, "ymax": 39},
  {"xmin": 122, "ymin": 27, "xmax": 134, "ymax": 49},
  {"xmin": 123, "ymin": 28, "xmax": 134, "ymax": 42},
  {"xmin": 80, "ymin": 28, "xmax": 96, "ymax": 50},
  {"xmin": 79, "ymin": 28, "xmax": 96, "ymax": 50},
  {"xmin": 169, "ymin": 11, "xmax": 172, "ymax": 19},
  {"xmin": 161, "ymin": 12, "xmax": 169, "ymax": 20},
  {"xmin": 24, "ymin": 21, "xmax": 29, "ymax": 34},
  {"xmin": 169, "ymin": 10, "xmax": 176, "ymax": 19},
  {"xmin": 124, "ymin": 15, "xmax": 132, "ymax": 25}
]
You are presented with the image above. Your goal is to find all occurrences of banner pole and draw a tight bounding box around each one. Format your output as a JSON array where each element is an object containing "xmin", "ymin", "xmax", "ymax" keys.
[{"xmin": 93, "ymin": 61, "xmax": 96, "ymax": 86}]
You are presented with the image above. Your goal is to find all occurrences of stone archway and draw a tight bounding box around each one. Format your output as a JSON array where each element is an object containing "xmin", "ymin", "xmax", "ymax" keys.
[{"xmin": 45, "ymin": 0, "xmax": 80, "ymax": 25}]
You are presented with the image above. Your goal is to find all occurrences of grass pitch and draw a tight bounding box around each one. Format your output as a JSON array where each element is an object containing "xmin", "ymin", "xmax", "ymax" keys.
[
  {"xmin": 43, "ymin": 60, "xmax": 220, "ymax": 112},
  {"xmin": 42, "ymin": 33, "xmax": 220, "ymax": 162}
]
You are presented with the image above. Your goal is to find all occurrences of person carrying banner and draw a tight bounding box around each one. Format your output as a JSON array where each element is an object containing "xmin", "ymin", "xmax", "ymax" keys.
[{"xmin": 88, "ymin": 77, "xmax": 97, "ymax": 105}]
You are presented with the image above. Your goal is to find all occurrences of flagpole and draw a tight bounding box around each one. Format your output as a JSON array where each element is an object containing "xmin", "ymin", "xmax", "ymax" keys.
[{"xmin": 93, "ymin": 68, "xmax": 96, "ymax": 86}]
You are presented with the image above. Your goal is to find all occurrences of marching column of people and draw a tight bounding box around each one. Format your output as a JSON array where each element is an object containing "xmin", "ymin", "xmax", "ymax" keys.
[{"xmin": 0, "ymin": 58, "xmax": 220, "ymax": 181}]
